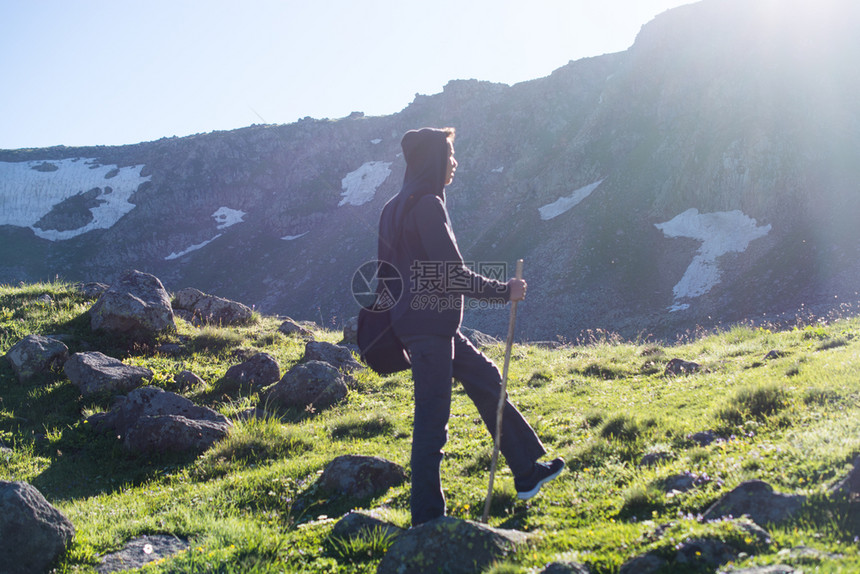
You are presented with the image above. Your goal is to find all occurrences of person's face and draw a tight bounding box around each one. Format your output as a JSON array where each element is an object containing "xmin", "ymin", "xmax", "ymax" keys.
[{"xmin": 444, "ymin": 140, "xmax": 457, "ymax": 186}]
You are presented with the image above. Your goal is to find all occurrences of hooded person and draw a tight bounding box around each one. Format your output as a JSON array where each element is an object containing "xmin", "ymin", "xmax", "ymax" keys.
[{"xmin": 376, "ymin": 127, "xmax": 564, "ymax": 526}]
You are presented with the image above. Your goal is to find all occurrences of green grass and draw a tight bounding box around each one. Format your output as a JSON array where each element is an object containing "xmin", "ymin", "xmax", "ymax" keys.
[{"xmin": 2, "ymin": 280, "xmax": 860, "ymax": 572}]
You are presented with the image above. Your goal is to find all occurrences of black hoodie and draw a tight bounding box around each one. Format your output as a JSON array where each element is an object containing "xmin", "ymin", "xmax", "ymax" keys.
[{"xmin": 377, "ymin": 128, "xmax": 509, "ymax": 337}]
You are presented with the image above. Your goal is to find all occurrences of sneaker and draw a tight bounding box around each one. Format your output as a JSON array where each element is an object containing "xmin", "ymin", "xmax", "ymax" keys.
[{"xmin": 515, "ymin": 457, "xmax": 565, "ymax": 500}]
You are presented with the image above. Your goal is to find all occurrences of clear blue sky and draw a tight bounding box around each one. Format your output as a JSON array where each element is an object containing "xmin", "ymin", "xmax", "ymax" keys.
[{"xmin": 0, "ymin": 0, "xmax": 692, "ymax": 149}]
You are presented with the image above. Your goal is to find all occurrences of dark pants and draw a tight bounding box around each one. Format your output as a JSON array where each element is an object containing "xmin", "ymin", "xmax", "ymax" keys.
[{"xmin": 400, "ymin": 331, "xmax": 546, "ymax": 526}]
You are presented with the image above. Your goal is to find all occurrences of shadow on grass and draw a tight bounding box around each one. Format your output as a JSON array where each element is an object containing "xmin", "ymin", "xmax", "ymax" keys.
[{"xmin": 30, "ymin": 425, "xmax": 200, "ymax": 501}]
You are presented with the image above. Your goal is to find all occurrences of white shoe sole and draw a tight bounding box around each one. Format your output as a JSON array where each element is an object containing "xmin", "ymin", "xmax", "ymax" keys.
[{"xmin": 516, "ymin": 464, "xmax": 564, "ymax": 500}]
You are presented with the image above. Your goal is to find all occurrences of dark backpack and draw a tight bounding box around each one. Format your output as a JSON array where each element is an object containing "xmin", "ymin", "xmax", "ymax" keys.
[{"xmin": 356, "ymin": 307, "xmax": 411, "ymax": 375}]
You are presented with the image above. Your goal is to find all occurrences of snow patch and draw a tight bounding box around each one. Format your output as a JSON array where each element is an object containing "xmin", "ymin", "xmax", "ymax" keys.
[
  {"xmin": 655, "ymin": 208, "xmax": 771, "ymax": 311},
  {"xmin": 538, "ymin": 180, "xmax": 603, "ymax": 220},
  {"xmin": 370, "ymin": 139, "xmax": 382, "ymax": 144},
  {"xmin": 281, "ymin": 231, "xmax": 309, "ymax": 241},
  {"xmin": 339, "ymin": 161, "xmax": 392, "ymax": 207},
  {"xmin": 491, "ymin": 166, "xmax": 504, "ymax": 173},
  {"xmin": 164, "ymin": 234, "xmax": 223, "ymax": 260},
  {"xmin": 212, "ymin": 207, "xmax": 245, "ymax": 229},
  {"xmin": 0, "ymin": 158, "xmax": 150, "ymax": 241}
]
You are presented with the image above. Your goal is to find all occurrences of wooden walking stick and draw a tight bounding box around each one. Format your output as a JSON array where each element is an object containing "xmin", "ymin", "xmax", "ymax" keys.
[{"xmin": 482, "ymin": 258, "xmax": 523, "ymax": 524}]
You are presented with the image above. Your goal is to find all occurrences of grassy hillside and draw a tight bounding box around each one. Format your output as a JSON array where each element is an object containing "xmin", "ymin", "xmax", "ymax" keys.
[{"xmin": 1, "ymin": 281, "xmax": 859, "ymax": 573}]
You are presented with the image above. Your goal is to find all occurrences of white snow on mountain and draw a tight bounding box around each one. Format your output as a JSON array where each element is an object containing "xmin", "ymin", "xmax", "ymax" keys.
[
  {"xmin": 281, "ymin": 231, "xmax": 309, "ymax": 241},
  {"xmin": 164, "ymin": 234, "xmax": 223, "ymax": 260},
  {"xmin": 655, "ymin": 208, "xmax": 772, "ymax": 311},
  {"xmin": 339, "ymin": 161, "xmax": 392, "ymax": 206},
  {"xmin": 213, "ymin": 206, "xmax": 245, "ymax": 229},
  {"xmin": 538, "ymin": 180, "xmax": 603, "ymax": 220},
  {"xmin": 0, "ymin": 158, "xmax": 150, "ymax": 241},
  {"xmin": 163, "ymin": 207, "xmax": 246, "ymax": 260}
]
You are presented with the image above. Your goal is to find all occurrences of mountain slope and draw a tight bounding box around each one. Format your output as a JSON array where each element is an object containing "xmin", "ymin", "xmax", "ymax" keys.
[{"xmin": 2, "ymin": 0, "xmax": 860, "ymax": 340}]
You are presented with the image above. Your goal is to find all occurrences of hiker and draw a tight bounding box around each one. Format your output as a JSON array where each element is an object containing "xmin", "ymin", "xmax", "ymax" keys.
[{"xmin": 377, "ymin": 127, "xmax": 564, "ymax": 526}]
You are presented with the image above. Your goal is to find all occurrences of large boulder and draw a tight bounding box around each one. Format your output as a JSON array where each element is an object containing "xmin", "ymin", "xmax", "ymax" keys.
[
  {"xmin": 279, "ymin": 317, "xmax": 315, "ymax": 338},
  {"xmin": 0, "ymin": 481, "xmax": 76, "ymax": 574},
  {"xmin": 265, "ymin": 360, "xmax": 349, "ymax": 411},
  {"xmin": 223, "ymin": 352, "xmax": 280, "ymax": 392},
  {"xmin": 172, "ymin": 287, "xmax": 253, "ymax": 326},
  {"xmin": 318, "ymin": 455, "xmax": 406, "ymax": 500},
  {"xmin": 303, "ymin": 340, "xmax": 363, "ymax": 373},
  {"xmin": 4, "ymin": 334, "xmax": 69, "ymax": 382},
  {"xmin": 87, "ymin": 386, "xmax": 231, "ymax": 453},
  {"xmin": 377, "ymin": 516, "xmax": 530, "ymax": 574},
  {"xmin": 702, "ymin": 480, "xmax": 805, "ymax": 526},
  {"xmin": 124, "ymin": 414, "xmax": 232, "ymax": 454},
  {"xmin": 64, "ymin": 351, "xmax": 153, "ymax": 397},
  {"xmin": 90, "ymin": 270, "xmax": 176, "ymax": 336}
]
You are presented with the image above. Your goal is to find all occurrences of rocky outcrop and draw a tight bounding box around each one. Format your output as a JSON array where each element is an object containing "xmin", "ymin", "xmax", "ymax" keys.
[
  {"xmin": 265, "ymin": 360, "xmax": 349, "ymax": 411},
  {"xmin": 222, "ymin": 352, "xmax": 280, "ymax": 392},
  {"xmin": 377, "ymin": 516, "xmax": 529, "ymax": 574},
  {"xmin": 279, "ymin": 318, "xmax": 314, "ymax": 338},
  {"xmin": 0, "ymin": 481, "xmax": 76, "ymax": 574},
  {"xmin": 318, "ymin": 455, "xmax": 406, "ymax": 500},
  {"xmin": 64, "ymin": 351, "xmax": 153, "ymax": 397},
  {"xmin": 89, "ymin": 270, "xmax": 175, "ymax": 337},
  {"xmin": 702, "ymin": 480, "xmax": 805, "ymax": 526},
  {"xmin": 4, "ymin": 334, "xmax": 69, "ymax": 382},
  {"xmin": 172, "ymin": 287, "xmax": 253, "ymax": 326},
  {"xmin": 5, "ymin": 2, "xmax": 860, "ymax": 342},
  {"xmin": 86, "ymin": 386, "xmax": 231, "ymax": 453},
  {"xmin": 664, "ymin": 358, "xmax": 701, "ymax": 376},
  {"xmin": 303, "ymin": 340, "xmax": 363, "ymax": 373}
]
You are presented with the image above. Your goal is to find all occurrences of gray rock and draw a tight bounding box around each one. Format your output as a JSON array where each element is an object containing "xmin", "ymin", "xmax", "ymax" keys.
[
  {"xmin": 303, "ymin": 340, "xmax": 363, "ymax": 372},
  {"xmin": 124, "ymin": 414, "xmax": 231, "ymax": 453},
  {"xmin": 64, "ymin": 351, "xmax": 153, "ymax": 397},
  {"xmin": 318, "ymin": 454, "xmax": 406, "ymax": 500},
  {"xmin": 223, "ymin": 352, "xmax": 280, "ymax": 391},
  {"xmin": 77, "ymin": 282, "xmax": 109, "ymax": 299},
  {"xmin": 377, "ymin": 516, "xmax": 529, "ymax": 574},
  {"xmin": 87, "ymin": 386, "xmax": 231, "ymax": 453},
  {"xmin": 265, "ymin": 360, "xmax": 349, "ymax": 411},
  {"xmin": 461, "ymin": 326, "xmax": 501, "ymax": 348},
  {"xmin": 90, "ymin": 270, "xmax": 176, "ymax": 336},
  {"xmin": 279, "ymin": 317, "xmax": 314, "ymax": 338},
  {"xmin": 702, "ymin": 480, "xmax": 805, "ymax": 526},
  {"xmin": 96, "ymin": 534, "xmax": 189, "ymax": 574},
  {"xmin": 618, "ymin": 552, "xmax": 668, "ymax": 574},
  {"xmin": 661, "ymin": 472, "xmax": 696, "ymax": 492},
  {"xmin": 340, "ymin": 316, "xmax": 358, "ymax": 345},
  {"xmin": 330, "ymin": 509, "xmax": 404, "ymax": 541},
  {"xmin": 665, "ymin": 358, "xmax": 701, "ymax": 375},
  {"xmin": 0, "ymin": 481, "xmax": 76, "ymax": 574},
  {"xmin": 173, "ymin": 287, "xmax": 253, "ymax": 325},
  {"xmin": 689, "ymin": 430, "xmax": 718, "ymax": 446},
  {"xmin": 4, "ymin": 334, "xmax": 69, "ymax": 382}
]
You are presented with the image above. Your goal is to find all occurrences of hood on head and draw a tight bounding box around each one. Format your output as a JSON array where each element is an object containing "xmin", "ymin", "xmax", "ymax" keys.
[{"xmin": 400, "ymin": 127, "xmax": 451, "ymax": 201}]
